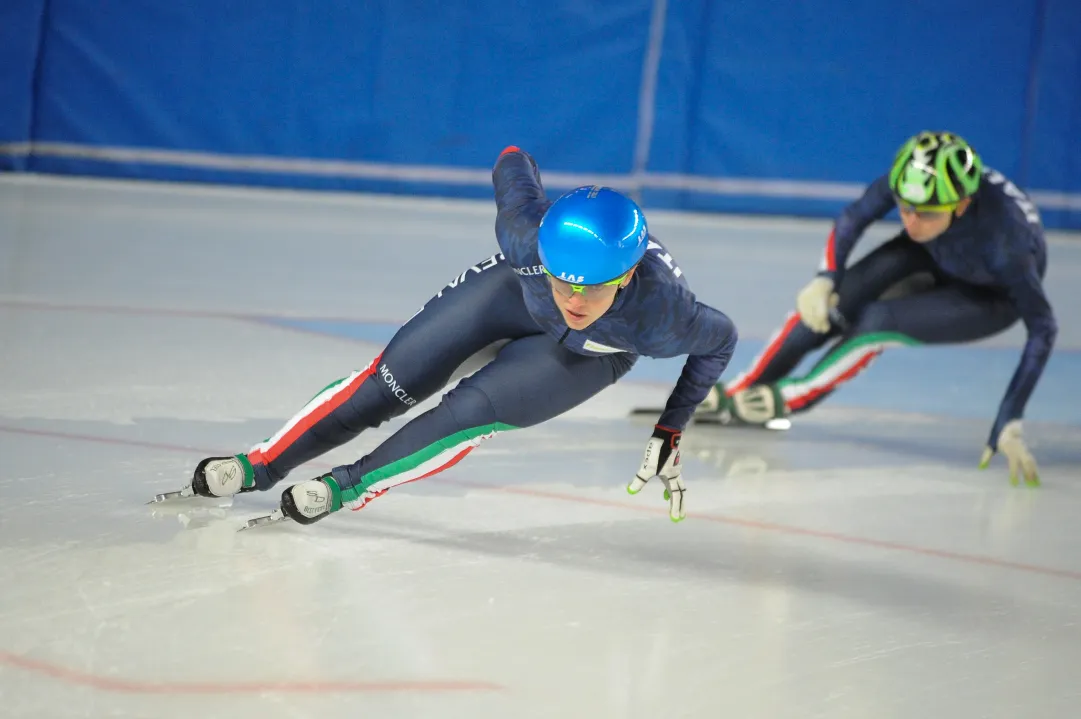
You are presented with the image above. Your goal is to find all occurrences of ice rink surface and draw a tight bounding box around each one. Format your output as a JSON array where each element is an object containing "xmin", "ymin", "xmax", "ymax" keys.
[{"xmin": 1, "ymin": 174, "xmax": 1080, "ymax": 718}]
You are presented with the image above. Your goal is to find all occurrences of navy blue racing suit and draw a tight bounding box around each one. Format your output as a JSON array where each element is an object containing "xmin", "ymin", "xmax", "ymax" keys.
[
  {"xmin": 242, "ymin": 148, "xmax": 738, "ymax": 509},
  {"xmin": 724, "ymin": 167, "xmax": 1056, "ymax": 449}
]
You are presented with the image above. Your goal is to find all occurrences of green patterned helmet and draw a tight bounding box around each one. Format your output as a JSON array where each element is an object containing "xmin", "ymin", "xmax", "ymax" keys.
[{"xmin": 888, "ymin": 131, "xmax": 983, "ymax": 211}]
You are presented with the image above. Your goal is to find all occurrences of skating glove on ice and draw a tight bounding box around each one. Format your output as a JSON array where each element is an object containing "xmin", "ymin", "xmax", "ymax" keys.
[
  {"xmin": 979, "ymin": 420, "xmax": 1040, "ymax": 487},
  {"xmin": 628, "ymin": 425, "xmax": 686, "ymax": 522}
]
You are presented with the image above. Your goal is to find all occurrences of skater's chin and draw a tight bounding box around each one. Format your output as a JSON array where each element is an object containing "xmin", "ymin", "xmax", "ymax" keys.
[{"xmin": 562, "ymin": 309, "xmax": 594, "ymax": 329}]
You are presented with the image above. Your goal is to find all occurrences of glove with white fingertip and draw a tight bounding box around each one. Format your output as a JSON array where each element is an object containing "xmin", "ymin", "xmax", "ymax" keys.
[
  {"xmin": 628, "ymin": 425, "xmax": 686, "ymax": 522},
  {"xmin": 979, "ymin": 419, "xmax": 1040, "ymax": 487}
]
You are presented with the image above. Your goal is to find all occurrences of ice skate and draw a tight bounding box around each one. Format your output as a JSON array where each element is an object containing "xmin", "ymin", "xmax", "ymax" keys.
[
  {"xmin": 703, "ymin": 383, "xmax": 792, "ymax": 431},
  {"xmin": 695, "ymin": 406, "xmax": 792, "ymax": 431},
  {"xmin": 147, "ymin": 454, "xmax": 256, "ymax": 504},
  {"xmin": 638, "ymin": 384, "xmax": 791, "ymax": 430},
  {"xmin": 694, "ymin": 387, "xmax": 793, "ymax": 431},
  {"xmin": 239, "ymin": 475, "xmax": 343, "ymax": 531}
]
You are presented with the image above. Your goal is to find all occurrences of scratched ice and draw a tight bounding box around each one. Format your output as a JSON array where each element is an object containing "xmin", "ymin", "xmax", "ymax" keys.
[{"xmin": 1, "ymin": 175, "xmax": 1080, "ymax": 718}]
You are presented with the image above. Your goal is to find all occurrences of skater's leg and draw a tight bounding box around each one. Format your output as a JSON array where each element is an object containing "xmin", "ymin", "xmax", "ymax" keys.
[
  {"xmin": 777, "ymin": 282, "xmax": 1018, "ymax": 413},
  {"xmin": 726, "ymin": 236, "xmax": 938, "ymax": 393},
  {"xmin": 702, "ymin": 236, "xmax": 938, "ymax": 425},
  {"xmin": 725, "ymin": 236, "xmax": 936, "ymax": 395},
  {"xmin": 275, "ymin": 334, "xmax": 637, "ymax": 522},
  {"xmin": 246, "ymin": 254, "xmax": 540, "ymax": 489},
  {"xmin": 172, "ymin": 254, "xmax": 541, "ymax": 501}
]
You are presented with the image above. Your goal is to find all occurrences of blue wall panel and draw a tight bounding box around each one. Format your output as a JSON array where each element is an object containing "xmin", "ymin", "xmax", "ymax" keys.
[
  {"xmin": 0, "ymin": 0, "xmax": 46, "ymax": 170},
  {"xmin": 30, "ymin": 0, "xmax": 651, "ymax": 172},
  {"xmin": 2, "ymin": 0, "xmax": 1079, "ymax": 227},
  {"xmin": 679, "ymin": 0, "xmax": 1036, "ymax": 182},
  {"xmin": 1025, "ymin": 0, "xmax": 1081, "ymax": 226}
]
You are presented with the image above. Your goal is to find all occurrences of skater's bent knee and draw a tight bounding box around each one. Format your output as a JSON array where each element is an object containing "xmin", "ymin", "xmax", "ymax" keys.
[
  {"xmin": 443, "ymin": 384, "xmax": 500, "ymax": 428},
  {"xmin": 852, "ymin": 302, "xmax": 899, "ymax": 334}
]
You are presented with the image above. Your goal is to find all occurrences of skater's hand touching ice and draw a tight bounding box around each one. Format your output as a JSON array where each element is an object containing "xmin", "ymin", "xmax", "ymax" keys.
[
  {"xmin": 628, "ymin": 425, "xmax": 685, "ymax": 522},
  {"xmin": 979, "ymin": 420, "xmax": 1040, "ymax": 487}
]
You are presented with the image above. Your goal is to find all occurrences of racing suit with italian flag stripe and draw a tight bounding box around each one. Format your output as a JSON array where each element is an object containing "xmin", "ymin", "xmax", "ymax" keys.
[{"xmin": 720, "ymin": 167, "xmax": 1055, "ymax": 449}]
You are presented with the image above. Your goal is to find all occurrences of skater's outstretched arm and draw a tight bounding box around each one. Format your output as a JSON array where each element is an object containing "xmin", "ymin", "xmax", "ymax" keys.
[
  {"xmin": 651, "ymin": 293, "xmax": 739, "ymax": 431},
  {"xmin": 625, "ymin": 293, "xmax": 736, "ymax": 522},
  {"xmin": 794, "ymin": 176, "xmax": 897, "ymax": 334},
  {"xmin": 818, "ymin": 175, "xmax": 896, "ymax": 284},
  {"xmin": 982, "ymin": 248, "xmax": 1057, "ymax": 468}
]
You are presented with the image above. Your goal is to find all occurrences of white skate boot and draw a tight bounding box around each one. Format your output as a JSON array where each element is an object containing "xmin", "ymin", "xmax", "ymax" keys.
[
  {"xmin": 239, "ymin": 475, "xmax": 344, "ymax": 531},
  {"xmin": 694, "ymin": 383, "xmax": 791, "ymax": 431},
  {"xmin": 148, "ymin": 454, "xmax": 256, "ymax": 504}
]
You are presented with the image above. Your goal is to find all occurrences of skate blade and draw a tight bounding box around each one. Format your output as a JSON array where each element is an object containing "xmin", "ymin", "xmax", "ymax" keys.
[
  {"xmin": 238, "ymin": 509, "xmax": 291, "ymax": 532},
  {"xmin": 632, "ymin": 400, "xmax": 724, "ymax": 418},
  {"xmin": 146, "ymin": 486, "xmax": 196, "ymax": 504},
  {"xmin": 693, "ymin": 413, "xmax": 791, "ymax": 430}
]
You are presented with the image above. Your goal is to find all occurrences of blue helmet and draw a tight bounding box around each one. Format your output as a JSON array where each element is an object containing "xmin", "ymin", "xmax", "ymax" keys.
[{"xmin": 537, "ymin": 186, "xmax": 649, "ymax": 285}]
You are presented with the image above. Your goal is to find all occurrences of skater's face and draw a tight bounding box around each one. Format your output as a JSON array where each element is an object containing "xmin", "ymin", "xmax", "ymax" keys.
[
  {"xmin": 547, "ymin": 267, "xmax": 637, "ymax": 330},
  {"xmin": 897, "ymin": 197, "xmax": 972, "ymax": 242}
]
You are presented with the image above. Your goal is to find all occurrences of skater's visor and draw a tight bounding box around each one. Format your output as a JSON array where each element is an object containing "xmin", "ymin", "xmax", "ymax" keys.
[
  {"xmin": 894, "ymin": 196, "xmax": 959, "ymax": 217},
  {"xmin": 542, "ymin": 266, "xmax": 628, "ymax": 300}
]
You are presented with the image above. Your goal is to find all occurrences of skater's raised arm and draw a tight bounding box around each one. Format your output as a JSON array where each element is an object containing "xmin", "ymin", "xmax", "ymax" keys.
[{"xmin": 492, "ymin": 146, "xmax": 550, "ymax": 266}]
